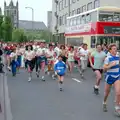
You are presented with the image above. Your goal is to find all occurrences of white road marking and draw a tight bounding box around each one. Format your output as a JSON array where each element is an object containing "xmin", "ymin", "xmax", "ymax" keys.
[{"xmin": 72, "ymin": 78, "xmax": 81, "ymax": 83}]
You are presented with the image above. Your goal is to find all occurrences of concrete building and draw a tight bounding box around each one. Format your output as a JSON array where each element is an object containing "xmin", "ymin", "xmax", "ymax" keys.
[
  {"xmin": 52, "ymin": 0, "xmax": 120, "ymax": 43},
  {"xmin": 19, "ymin": 20, "xmax": 47, "ymax": 31},
  {"xmin": 47, "ymin": 11, "xmax": 52, "ymax": 32},
  {"xmin": 4, "ymin": 0, "xmax": 19, "ymax": 28}
]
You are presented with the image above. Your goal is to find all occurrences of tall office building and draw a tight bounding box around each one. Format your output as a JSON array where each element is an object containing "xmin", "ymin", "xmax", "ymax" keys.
[
  {"xmin": 52, "ymin": 0, "xmax": 120, "ymax": 43},
  {"xmin": 4, "ymin": 0, "xmax": 19, "ymax": 28},
  {"xmin": 47, "ymin": 11, "xmax": 52, "ymax": 32}
]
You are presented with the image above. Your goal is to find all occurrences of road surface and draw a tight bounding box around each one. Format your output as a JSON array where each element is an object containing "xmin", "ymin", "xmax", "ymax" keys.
[{"xmin": 7, "ymin": 68, "xmax": 120, "ymax": 120}]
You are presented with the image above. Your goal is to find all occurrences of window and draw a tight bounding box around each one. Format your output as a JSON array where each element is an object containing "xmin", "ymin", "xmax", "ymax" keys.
[
  {"xmin": 59, "ymin": 2, "xmax": 62, "ymax": 11},
  {"xmin": 62, "ymin": 0, "xmax": 64, "ymax": 9},
  {"xmin": 82, "ymin": 5, "xmax": 86, "ymax": 12},
  {"xmin": 72, "ymin": 0, "xmax": 76, "ymax": 3},
  {"xmin": 91, "ymin": 36, "xmax": 96, "ymax": 48},
  {"xmin": 65, "ymin": 13, "xmax": 68, "ymax": 24},
  {"xmin": 87, "ymin": 2, "xmax": 92, "ymax": 11},
  {"xmin": 59, "ymin": 16, "xmax": 62, "ymax": 25},
  {"xmin": 70, "ymin": 19, "xmax": 72, "ymax": 26},
  {"xmin": 77, "ymin": 8, "xmax": 81, "ymax": 14},
  {"xmin": 77, "ymin": 16, "xmax": 81, "ymax": 25},
  {"xmin": 91, "ymin": 11, "xmax": 97, "ymax": 22},
  {"xmin": 70, "ymin": 0, "xmax": 72, "ymax": 4},
  {"xmin": 72, "ymin": 18, "xmax": 74, "ymax": 25},
  {"xmin": 73, "ymin": 18, "xmax": 76, "ymax": 25},
  {"xmin": 99, "ymin": 11, "xmax": 114, "ymax": 21},
  {"xmin": 67, "ymin": 19, "xmax": 70, "ymax": 26},
  {"xmin": 70, "ymin": 12, "xmax": 72, "ymax": 16},
  {"xmin": 72, "ymin": 9, "xmax": 76, "ymax": 15},
  {"xmin": 113, "ymin": 12, "xmax": 120, "ymax": 21},
  {"xmin": 86, "ymin": 14, "xmax": 91, "ymax": 23},
  {"xmin": 62, "ymin": 15, "xmax": 65, "ymax": 25},
  {"xmin": 64, "ymin": 0, "xmax": 68, "ymax": 7},
  {"xmin": 7, "ymin": 10, "xmax": 10, "ymax": 16},
  {"xmin": 67, "ymin": 37, "xmax": 83, "ymax": 46},
  {"xmin": 81, "ymin": 15, "xmax": 86, "ymax": 24},
  {"xmin": 94, "ymin": 0, "xmax": 100, "ymax": 8}
]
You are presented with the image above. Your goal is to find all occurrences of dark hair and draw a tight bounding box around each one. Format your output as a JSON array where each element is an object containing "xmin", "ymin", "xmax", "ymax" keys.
[
  {"xmin": 96, "ymin": 43, "xmax": 102, "ymax": 48},
  {"xmin": 108, "ymin": 43, "xmax": 116, "ymax": 51},
  {"xmin": 58, "ymin": 54, "xmax": 63, "ymax": 58},
  {"xmin": 25, "ymin": 45, "xmax": 33, "ymax": 51},
  {"xmin": 60, "ymin": 45, "xmax": 65, "ymax": 49},
  {"xmin": 70, "ymin": 46, "xmax": 74, "ymax": 50},
  {"xmin": 83, "ymin": 43, "xmax": 87, "ymax": 47},
  {"xmin": 49, "ymin": 44, "xmax": 53, "ymax": 47},
  {"xmin": 55, "ymin": 43, "xmax": 57, "ymax": 47}
]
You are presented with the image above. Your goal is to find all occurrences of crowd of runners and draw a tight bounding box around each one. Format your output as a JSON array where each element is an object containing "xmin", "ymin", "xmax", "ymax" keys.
[{"xmin": 0, "ymin": 41, "xmax": 120, "ymax": 116}]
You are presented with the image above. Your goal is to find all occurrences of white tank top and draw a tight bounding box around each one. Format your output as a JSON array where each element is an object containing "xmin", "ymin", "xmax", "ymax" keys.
[{"xmin": 25, "ymin": 51, "xmax": 34, "ymax": 61}]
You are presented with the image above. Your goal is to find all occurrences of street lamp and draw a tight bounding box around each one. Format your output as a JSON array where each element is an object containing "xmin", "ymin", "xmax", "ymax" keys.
[{"xmin": 25, "ymin": 6, "xmax": 34, "ymax": 40}]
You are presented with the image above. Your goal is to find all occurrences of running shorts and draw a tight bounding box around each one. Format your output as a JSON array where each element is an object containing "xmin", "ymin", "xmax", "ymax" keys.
[
  {"xmin": 105, "ymin": 75, "xmax": 120, "ymax": 85},
  {"xmin": 93, "ymin": 69, "xmax": 103, "ymax": 74}
]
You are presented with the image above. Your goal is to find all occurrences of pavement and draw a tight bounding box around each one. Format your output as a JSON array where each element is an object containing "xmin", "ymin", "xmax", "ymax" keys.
[{"xmin": 6, "ymin": 68, "xmax": 120, "ymax": 120}]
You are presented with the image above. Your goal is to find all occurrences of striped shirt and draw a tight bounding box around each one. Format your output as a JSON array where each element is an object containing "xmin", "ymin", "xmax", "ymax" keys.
[{"xmin": 104, "ymin": 54, "xmax": 120, "ymax": 77}]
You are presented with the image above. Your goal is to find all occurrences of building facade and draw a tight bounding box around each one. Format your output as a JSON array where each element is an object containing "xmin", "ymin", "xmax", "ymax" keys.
[
  {"xmin": 47, "ymin": 11, "xmax": 52, "ymax": 32},
  {"xmin": 4, "ymin": 0, "xmax": 19, "ymax": 28},
  {"xmin": 19, "ymin": 20, "xmax": 47, "ymax": 31},
  {"xmin": 52, "ymin": 0, "xmax": 120, "ymax": 43}
]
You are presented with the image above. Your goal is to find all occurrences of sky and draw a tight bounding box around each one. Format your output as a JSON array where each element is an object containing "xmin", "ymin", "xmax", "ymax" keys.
[{"xmin": 0, "ymin": 0, "xmax": 52, "ymax": 25}]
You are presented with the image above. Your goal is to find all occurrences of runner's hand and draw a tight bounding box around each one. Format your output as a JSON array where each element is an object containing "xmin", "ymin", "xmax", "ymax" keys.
[
  {"xmin": 90, "ymin": 63, "xmax": 94, "ymax": 68},
  {"xmin": 109, "ymin": 61, "xmax": 116, "ymax": 67}
]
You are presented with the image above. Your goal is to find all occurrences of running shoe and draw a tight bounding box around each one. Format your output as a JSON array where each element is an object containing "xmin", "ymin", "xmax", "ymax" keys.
[
  {"xmin": 28, "ymin": 77, "xmax": 31, "ymax": 82},
  {"xmin": 103, "ymin": 103, "xmax": 108, "ymax": 112},
  {"xmin": 115, "ymin": 107, "xmax": 120, "ymax": 117},
  {"xmin": 42, "ymin": 76, "xmax": 45, "ymax": 81},
  {"xmin": 60, "ymin": 88, "xmax": 63, "ymax": 91},
  {"xmin": 94, "ymin": 87, "xmax": 99, "ymax": 95},
  {"xmin": 36, "ymin": 72, "xmax": 39, "ymax": 78}
]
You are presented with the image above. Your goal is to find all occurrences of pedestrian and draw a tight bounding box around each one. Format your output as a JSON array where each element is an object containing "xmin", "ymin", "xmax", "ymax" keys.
[
  {"xmin": 89, "ymin": 44, "xmax": 106, "ymax": 95},
  {"xmin": 54, "ymin": 55, "xmax": 66, "ymax": 91},
  {"xmin": 103, "ymin": 43, "xmax": 120, "ymax": 116}
]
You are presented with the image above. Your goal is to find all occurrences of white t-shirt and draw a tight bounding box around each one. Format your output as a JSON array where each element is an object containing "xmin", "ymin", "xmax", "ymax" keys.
[
  {"xmin": 10, "ymin": 52, "xmax": 17, "ymax": 58},
  {"xmin": 10, "ymin": 52, "xmax": 17, "ymax": 60},
  {"xmin": 79, "ymin": 49, "xmax": 89, "ymax": 60},
  {"xmin": 36, "ymin": 48, "xmax": 46, "ymax": 56},
  {"xmin": 54, "ymin": 47, "xmax": 60, "ymax": 57},
  {"xmin": 33, "ymin": 45, "xmax": 39, "ymax": 51},
  {"xmin": 46, "ymin": 49, "xmax": 54, "ymax": 60},
  {"xmin": 25, "ymin": 51, "xmax": 34, "ymax": 61}
]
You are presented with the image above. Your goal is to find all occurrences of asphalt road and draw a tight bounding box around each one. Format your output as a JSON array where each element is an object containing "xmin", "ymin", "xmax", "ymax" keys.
[{"xmin": 7, "ymin": 68, "xmax": 120, "ymax": 120}]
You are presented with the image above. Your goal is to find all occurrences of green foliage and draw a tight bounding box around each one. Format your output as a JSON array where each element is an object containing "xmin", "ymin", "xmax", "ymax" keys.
[
  {"xmin": 2, "ymin": 16, "xmax": 12, "ymax": 42},
  {"xmin": 0, "ymin": 15, "xmax": 3, "ymax": 39},
  {"xmin": 0, "ymin": 15, "xmax": 53, "ymax": 42},
  {"xmin": 12, "ymin": 28, "xmax": 28, "ymax": 42},
  {"xmin": 25, "ymin": 30, "xmax": 52, "ymax": 42}
]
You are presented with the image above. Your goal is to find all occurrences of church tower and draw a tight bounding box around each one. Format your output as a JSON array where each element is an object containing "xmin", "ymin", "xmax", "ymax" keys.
[{"xmin": 4, "ymin": 0, "xmax": 19, "ymax": 28}]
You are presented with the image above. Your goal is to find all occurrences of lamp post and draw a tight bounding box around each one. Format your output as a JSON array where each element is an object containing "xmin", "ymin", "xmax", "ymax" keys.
[{"xmin": 25, "ymin": 7, "xmax": 34, "ymax": 40}]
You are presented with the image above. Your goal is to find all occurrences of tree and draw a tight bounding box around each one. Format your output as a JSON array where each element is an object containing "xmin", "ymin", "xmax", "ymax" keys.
[
  {"xmin": 0, "ymin": 15, "xmax": 3, "ymax": 39},
  {"xmin": 12, "ymin": 28, "xmax": 28, "ymax": 42},
  {"xmin": 39, "ymin": 30, "xmax": 52, "ymax": 42},
  {"xmin": 2, "ymin": 16, "xmax": 12, "ymax": 42}
]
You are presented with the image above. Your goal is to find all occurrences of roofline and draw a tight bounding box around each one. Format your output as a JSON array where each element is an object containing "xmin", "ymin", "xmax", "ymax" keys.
[
  {"xmin": 19, "ymin": 20, "xmax": 44, "ymax": 23},
  {"xmin": 67, "ymin": 6, "xmax": 120, "ymax": 19}
]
